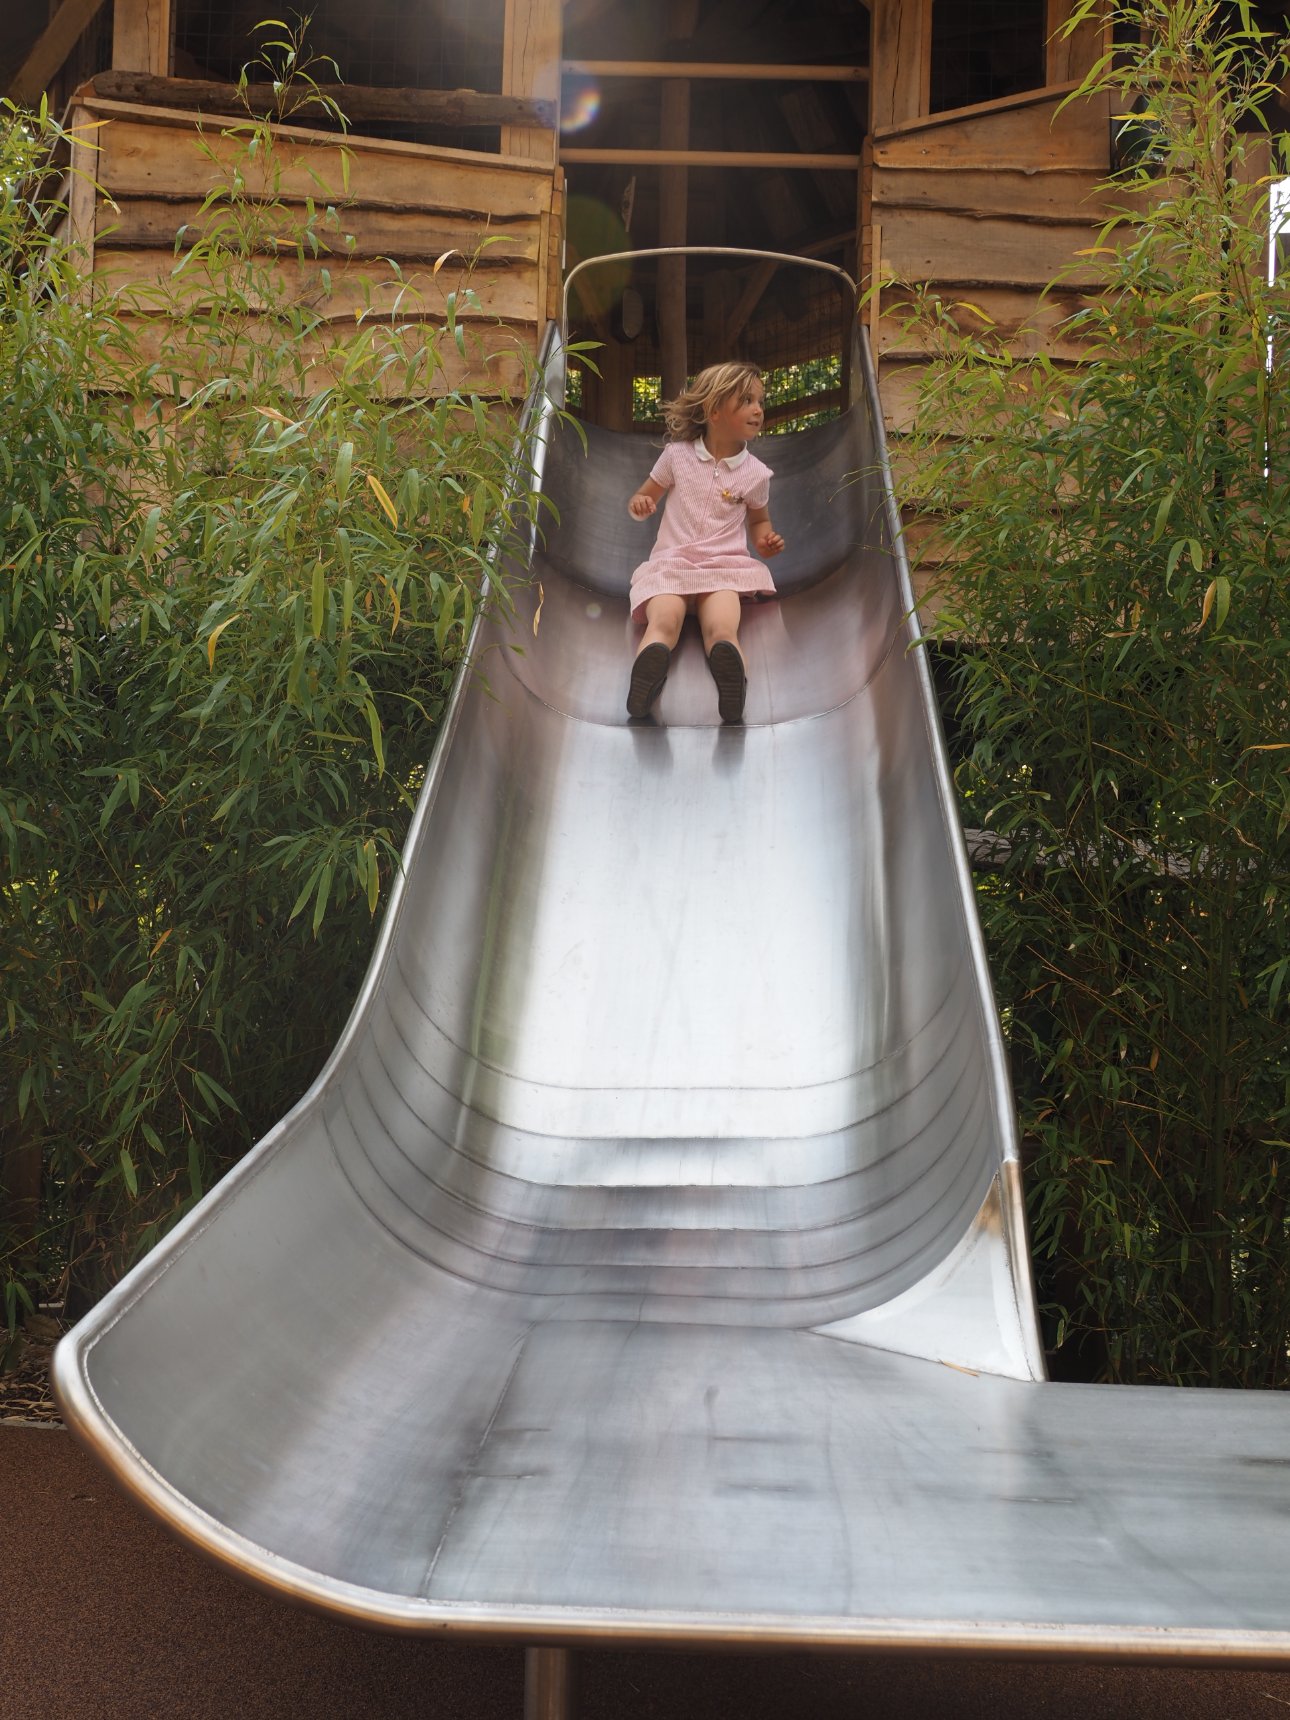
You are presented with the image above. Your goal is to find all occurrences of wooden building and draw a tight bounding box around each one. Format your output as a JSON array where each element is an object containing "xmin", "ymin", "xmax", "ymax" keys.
[{"xmin": 0, "ymin": 1, "xmax": 1218, "ymax": 428}]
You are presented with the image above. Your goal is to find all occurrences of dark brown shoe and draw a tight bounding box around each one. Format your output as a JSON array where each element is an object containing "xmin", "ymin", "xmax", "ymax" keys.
[
  {"xmin": 706, "ymin": 640, "xmax": 746, "ymax": 723},
  {"xmin": 626, "ymin": 642, "xmax": 671, "ymax": 719}
]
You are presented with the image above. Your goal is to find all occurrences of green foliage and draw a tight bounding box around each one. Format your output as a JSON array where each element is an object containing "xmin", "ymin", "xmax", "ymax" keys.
[
  {"xmin": 1, "ymin": 68, "xmax": 545, "ymax": 1327},
  {"xmin": 900, "ymin": 1, "xmax": 1290, "ymax": 1384}
]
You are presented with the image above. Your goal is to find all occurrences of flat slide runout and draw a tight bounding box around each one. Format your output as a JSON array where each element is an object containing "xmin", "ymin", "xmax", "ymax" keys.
[{"xmin": 54, "ymin": 332, "xmax": 1290, "ymax": 1661}]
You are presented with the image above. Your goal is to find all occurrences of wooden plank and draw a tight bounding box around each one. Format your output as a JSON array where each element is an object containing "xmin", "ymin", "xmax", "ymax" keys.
[
  {"xmin": 6, "ymin": 0, "xmax": 108, "ymax": 105},
  {"xmin": 877, "ymin": 284, "xmax": 1101, "ymax": 361},
  {"xmin": 559, "ymin": 148, "xmax": 862, "ymax": 169},
  {"xmin": 111, "ymin": 0, "xmax": 169, "ymax": 76},
  {"xmin": 869, "ymin": 0, "xmax": 930, "ymax": 131},
  {"xmin": 873, "ymin": 89, "xmax": 1110, "ymax": 171},
  {"xmin": 560, "ymin": 60, "xmax": 868, "ymax": 82},
  {"xmin": 880, "ymin": 206, "xmax": 1107, "ymax": 287},
  {"xmin": 875, "ymin": 78, "xmax": 1081, "ymax": 138},
  {"xmin": 95, "ymin": 114, "xmax": 554, "ymax": 217},
  {"xmin": 873, "ymin": 164, "xmax": 1125, "ymax": 223},
  {"xmin": 94, "ymin": 250, "xmax": 542, "ymax": 325},
  {"xmin": 77, "ymin": 96, "xmax": 555, "ymax": 180},
  {"xmin": 502, "ymin": 0, "xmax": 560, "ymax": 162},
  {"xmin": 96, "ymin": 198, "xmax": 542, "ymax": 266},
  {"xmin": 89, "ymin": 72, "xmax": 556, "ymax": 131},
  {"xmin": 122, "ymin": 314, "xmax": 535, "ymax": 399}
]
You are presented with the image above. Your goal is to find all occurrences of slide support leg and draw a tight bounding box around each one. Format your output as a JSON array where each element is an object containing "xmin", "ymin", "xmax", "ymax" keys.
[{"xmin": 524, "ymin": 1646, "xmax": 575, "ymax": 1720}]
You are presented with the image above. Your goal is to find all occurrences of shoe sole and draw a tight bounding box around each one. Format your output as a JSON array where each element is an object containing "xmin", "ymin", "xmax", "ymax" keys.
[
  {"xmin": 707, "ymin": 640, "xmax": 746, "ymax": 723},
  {"xmin": 626, "ymin": 642, "xmax": 670, "ymax": 719}
]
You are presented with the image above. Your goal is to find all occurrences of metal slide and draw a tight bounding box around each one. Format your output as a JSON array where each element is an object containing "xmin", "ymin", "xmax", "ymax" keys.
[{"xmin": 55, "ymin": 267, "xmax": 1290, "ymax": 1667}]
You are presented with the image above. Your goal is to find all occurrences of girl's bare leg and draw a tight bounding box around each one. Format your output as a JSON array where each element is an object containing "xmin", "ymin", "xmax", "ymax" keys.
[
  {"xmin": 638, "ymin": 593, "xmax": 687, "ymax": 653},
  {"xmin": 695, "ymin": 589, "xmax": 743, "ymax": 660},
  {"xmin": 627, "ymin": 594, "xmax": 686, "ymax": 718},
  {"xmin": 696, "ymin": 590, "xmax": 747, "ymax": 723}
]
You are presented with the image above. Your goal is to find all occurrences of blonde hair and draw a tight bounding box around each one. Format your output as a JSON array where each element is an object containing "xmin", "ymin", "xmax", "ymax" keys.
[{"xmin": 661, "ymin": 361, "xmax": 763, "ymax": 442}]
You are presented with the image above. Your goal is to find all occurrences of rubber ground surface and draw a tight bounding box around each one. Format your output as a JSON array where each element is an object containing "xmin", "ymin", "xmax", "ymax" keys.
[{"xmin": 5, "ymin": 1427, "xmax": 1290, "ymax": 1719}]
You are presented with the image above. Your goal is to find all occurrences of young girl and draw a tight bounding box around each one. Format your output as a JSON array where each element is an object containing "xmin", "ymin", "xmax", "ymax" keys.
[{"xmin": 625, "ymin": 361, "xmax": 785, "ymax": 723}]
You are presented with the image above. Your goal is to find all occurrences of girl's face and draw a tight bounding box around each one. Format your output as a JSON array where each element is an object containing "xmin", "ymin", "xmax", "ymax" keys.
[{"xmin": 707, "ymin": 378, "xmax": 765, "ymax": 444}]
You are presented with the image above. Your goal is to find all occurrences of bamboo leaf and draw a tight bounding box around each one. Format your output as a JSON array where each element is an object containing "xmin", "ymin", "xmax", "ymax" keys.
[
  {"xmin": 366, "ymin": 473, "xmax": 399, "ymax": 528},
  {"xmin": 205, "ymin": 611, "xmax": 241, "ymax": 670}
]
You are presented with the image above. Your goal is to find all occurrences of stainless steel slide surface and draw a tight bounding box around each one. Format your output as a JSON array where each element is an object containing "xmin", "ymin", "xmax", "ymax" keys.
[{"xmin": 54, "ymin": 336, "xmax": 1290, "ymax": 1660}]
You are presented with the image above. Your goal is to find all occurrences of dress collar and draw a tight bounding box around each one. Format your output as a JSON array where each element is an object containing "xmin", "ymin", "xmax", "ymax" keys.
[{"xmin": 695, "ymin": 439, "xmax": 750, "ymax": 468}]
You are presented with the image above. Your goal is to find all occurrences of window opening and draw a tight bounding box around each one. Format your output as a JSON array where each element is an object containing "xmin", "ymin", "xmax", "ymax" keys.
[
  {"xmin": 929, "ymin": 0, "xmax": 1046, "ymax": 115},
  {"xmin": 172, "ymin": 0, "xmax": 505, "ymax": 148}
]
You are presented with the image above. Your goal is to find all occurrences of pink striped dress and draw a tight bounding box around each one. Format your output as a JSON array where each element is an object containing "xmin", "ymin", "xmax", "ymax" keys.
[{"xmin": 628, "ymin": 439, "xmax": 776, "ymax": 623}]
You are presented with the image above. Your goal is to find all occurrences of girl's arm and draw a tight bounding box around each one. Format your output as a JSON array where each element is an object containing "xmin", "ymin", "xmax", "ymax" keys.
[
  {"xmin": 746, "ymin": 504, "xmax": 785, "ymax": 557},
  {"xmin": 628, "ymin": 478, "xmax": 667, "ymax": 520}
]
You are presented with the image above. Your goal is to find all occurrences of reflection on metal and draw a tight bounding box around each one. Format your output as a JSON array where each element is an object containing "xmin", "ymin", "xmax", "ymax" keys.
[
  {"xmin": 561, "ymin": 245, "xmax": 855, "ymax": 337},
  {"xmin": 53, "ymin": 265, "xmax": 1290, "ymax": 1666},
  {"xmin": 525, "ymin": 1647, "xmax": 574, "ymax": 1720}
]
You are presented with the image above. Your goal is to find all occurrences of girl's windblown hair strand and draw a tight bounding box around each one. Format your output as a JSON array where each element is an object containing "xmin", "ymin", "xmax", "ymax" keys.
[{"xmin": 662, "ymin": 362, "xmax": 764, "ymax": 441}]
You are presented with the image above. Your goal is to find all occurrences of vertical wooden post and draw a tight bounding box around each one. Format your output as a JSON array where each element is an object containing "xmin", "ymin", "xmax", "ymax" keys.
[
  {"xmin": 658, "ymin": 0, "xmax": 700, "ymax": 401},
  {"xmin": 869, "ymin": 0, "xmax": 931, "ymax": 131},
  {"xmin": 65, "ymin": 101, "xmax": 100, "ymax": 278},
  {"xmin": 111, "ymin": 0, "xmax": 171, "ymax": 74},
  {"xmin": 502, "ymin": 0, "xmax": 561, "ymax": 163},
  {"xmin": 1046, "ymin": 0, "xmax": 1108, "ymax": 86}
]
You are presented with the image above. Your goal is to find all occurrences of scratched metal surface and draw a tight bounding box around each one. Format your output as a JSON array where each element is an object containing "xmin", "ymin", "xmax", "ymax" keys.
[{"xmin": 52, "ymin": 334, "xmax": 1290, "ymax": 1660}]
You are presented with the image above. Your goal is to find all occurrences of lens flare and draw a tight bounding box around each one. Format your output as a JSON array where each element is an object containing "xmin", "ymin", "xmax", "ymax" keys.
[{"xmin": 561, "ymin": 79, "xmax": 602, "ymax": 133}]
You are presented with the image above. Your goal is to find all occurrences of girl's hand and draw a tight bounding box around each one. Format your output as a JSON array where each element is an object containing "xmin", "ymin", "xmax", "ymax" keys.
[
  {"xmin": 628, "ymin": 491, "xmax": 657, "ymax": 520},
  {"xmin": 754, "ymin": 523, "xmax": 785, "ymax": 557}
]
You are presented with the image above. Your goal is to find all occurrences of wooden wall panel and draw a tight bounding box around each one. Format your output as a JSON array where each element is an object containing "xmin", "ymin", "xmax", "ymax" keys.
[
  {"xmin": 868, "ymin": 74, "xmax": 1117, "ymax": 432},
  {"xmin": 72, "ymin": 97, "xmax": 561, "ymax": 400}
]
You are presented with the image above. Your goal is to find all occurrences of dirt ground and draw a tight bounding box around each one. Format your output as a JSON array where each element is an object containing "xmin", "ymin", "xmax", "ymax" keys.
[{"xmin": 5, "ymin": 1425, "xmax": 1290, "ymax": 1720}]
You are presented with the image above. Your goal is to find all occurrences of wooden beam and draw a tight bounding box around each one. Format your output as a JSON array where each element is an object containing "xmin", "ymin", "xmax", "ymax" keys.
[
  {"xmin": 658, "ymin": 0, "xmax": 699, "ymax": 401},
  {"xmin": 89, "ymin": 72, "xmax": 557, "ymax": 130},
  {"xmin": 562, "ymin": 60, "xmax": 869, "ymax": 82},
  {"xmin": 6, "ymin": 0, "xmax": 108, "ymax": 106},
  {"xmin": 560, "ymin": 148, "xmax": 861, "ymax": 168},
  {"xmin": 502, "ymin": 0, "xmax": 560, "ymax": 162},
  {"xmin": 112, "ymin": 0, "xmax": 170, "ymax": 76}
]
